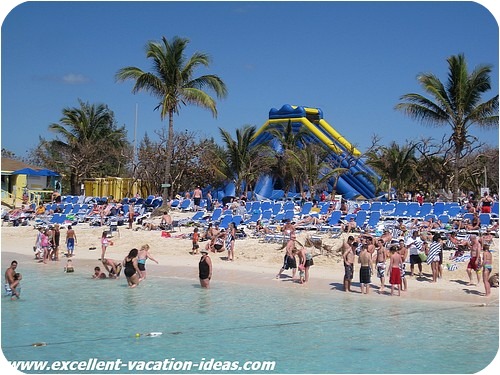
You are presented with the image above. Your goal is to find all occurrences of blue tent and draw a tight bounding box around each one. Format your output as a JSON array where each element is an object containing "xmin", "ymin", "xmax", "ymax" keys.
[{"xmin": 11, "ymin": 168, "xmax": 59, "ymax": 176}]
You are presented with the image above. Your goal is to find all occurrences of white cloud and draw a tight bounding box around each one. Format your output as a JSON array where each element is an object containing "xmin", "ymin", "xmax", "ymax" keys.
[{"xmin": 62, "ymin": 73, "xmax": 89, "ymax": 84}]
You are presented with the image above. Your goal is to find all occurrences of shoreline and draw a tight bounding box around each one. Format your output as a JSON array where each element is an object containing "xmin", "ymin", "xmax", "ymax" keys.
[{"xmin": 1, "ymin": 223, "xmax": 498, "ymax": 305}]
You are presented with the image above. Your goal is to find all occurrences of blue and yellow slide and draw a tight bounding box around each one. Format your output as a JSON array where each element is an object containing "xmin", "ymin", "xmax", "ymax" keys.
[{"xmin": 251, "ymin": 104, "xmax": 380, "ymax": 199}]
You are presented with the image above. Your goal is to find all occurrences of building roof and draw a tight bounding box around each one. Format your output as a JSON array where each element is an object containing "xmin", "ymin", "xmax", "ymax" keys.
[{"xmin": 1, "ymin": 157, "xmax": 41, "ymax": 174}]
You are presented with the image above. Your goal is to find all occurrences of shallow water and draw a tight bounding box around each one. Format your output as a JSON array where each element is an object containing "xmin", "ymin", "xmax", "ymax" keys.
[{"xmin": 1, "ymin": 260, "xmax": 498, "ymax": 374}]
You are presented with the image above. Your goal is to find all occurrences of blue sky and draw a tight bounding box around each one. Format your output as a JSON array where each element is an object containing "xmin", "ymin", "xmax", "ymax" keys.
[{"xmin": 1, "ymin": 0, "xmax": 499, "ymax": 158}]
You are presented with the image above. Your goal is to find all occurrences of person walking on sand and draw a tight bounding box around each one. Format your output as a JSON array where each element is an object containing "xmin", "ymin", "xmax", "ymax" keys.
[
  {"xmin": 199, "ymin": 248, "xmax": 212, "ymax": 288},
  {"xmin": 65, "ymin": 225, "xmax": 77, "ymax": 257},
  {"xmin": 358, "ymin": 244, "xmax": 373, "ymax": 294},
  {"xmin": 343, "ymin": 240, "xmax": 356, "ymax": 292},
  {"xmin": 123, "ymin": 248, "xmax": 142, "ymax": 288},
  {"xmin": 137, "ymin": 244, "xmax": 159, "ymax": 280},
  {"xmin": 467, "ymin": 235, "xmax": 482, "ymax": 286},
  {"xmin": 192, "ymin": 228, "xmax": 200, "ymax": 255},
  {"xmin": 193, "ymin": 186, "xmax": 203, "ymax": 211},
  {"xmin": 388, "ymin": 245, "xmax": 403, "ymax": 296},
  {"xmin": 482, "ymin": 244, "xmax": 493, "ymax": 297},
  {"xmin": 128, "ymin": 204, "xmax": 135, "ymax": 229}
]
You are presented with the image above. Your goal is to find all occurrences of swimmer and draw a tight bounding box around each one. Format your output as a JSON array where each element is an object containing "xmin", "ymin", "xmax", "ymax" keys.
[
  {"xmin": 92, "ymin": 266, "xmax": 107, "ymax": 279},
  {"xmin": 64, "ymin": 259, "xmax": 75, "ymax": 273}
]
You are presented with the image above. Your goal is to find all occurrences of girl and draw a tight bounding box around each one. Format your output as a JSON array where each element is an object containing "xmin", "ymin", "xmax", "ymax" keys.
[
  {"xmin": 225, "ymin": 222, "xmax": 236, "ymax": 261},
  {"xmin": 100, "ymin": 231, "xmax": 109, "ymax": 261},
  {"xmin": 137, "ymin": 244, "xmax": 158, "ymax": 279}
]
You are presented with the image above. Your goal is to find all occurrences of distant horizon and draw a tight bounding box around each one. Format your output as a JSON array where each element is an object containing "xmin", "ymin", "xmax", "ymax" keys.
[{"xmin": 1, "ymin": 0, "xmax": 499, "ymax": 158}]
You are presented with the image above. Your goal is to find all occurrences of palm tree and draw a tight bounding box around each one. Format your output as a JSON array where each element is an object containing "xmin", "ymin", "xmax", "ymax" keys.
[
  {"xmin": 395, "ymin": 54, "xmax": 498, "ymax": 201},
  {"xmin": 263, "ymin": 120, "xmax": 308, "ymax": 195},
  {"xmin": 47, "ymin": 99, "xmax": 129, "ymax": 194},
  {"xmin": 288, "ymin": 143, "xmax": 347, "ymax": 197},
  {"xmin": 116, "ymin": 36, "xmax": 227, "ymax": 199},
  {"xmin": 214, "ymin": 126, "xmax": 269, "ymax": 198},
  {"xmin": 365, "ymin": 141, "xmax": 418, "ymax": 199}
]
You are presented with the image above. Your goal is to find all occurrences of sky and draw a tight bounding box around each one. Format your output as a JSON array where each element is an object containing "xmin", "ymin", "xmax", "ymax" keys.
[{"xmin": 1, "ymin": 0, "xmax": 499, "ymax": 159}]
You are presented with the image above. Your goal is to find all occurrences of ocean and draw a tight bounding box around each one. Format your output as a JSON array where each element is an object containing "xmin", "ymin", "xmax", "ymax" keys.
[{"xmin": 1, "ymin": 258, "xmax": 498, "ymax": 374}]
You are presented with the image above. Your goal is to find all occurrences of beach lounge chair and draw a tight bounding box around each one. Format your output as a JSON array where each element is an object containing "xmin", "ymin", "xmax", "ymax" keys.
[
  {"xmin": 298, "ymin": 201, "xmax": 313, "ymax": 218},
  {"xmin": 208, "ymin": 208, "xmax": 222, "ymax": 223},
  {"xmin": 244, "ymin": 210, "xmax": 262, "ymax": 226},
  {"xmin": 218, "ymin": 214, "xmax": 233, "ymax": 229},
  {"xmin": 415, "ymin": 202, "xmax": 433, "ymax": 219},
  {"xmin": 365, "ymin": 211, "xmax": 381, "ymax": 230},
  {"xmin": 272, "ymin": 202, "xmax": 282, "ymax": 216},
  {"xmin": 355, "ymin": 210, "xmax": 368, "ymax": 229},
  {"xmin": 179, "ymin": 199, "xmax": 192, "ymax": 211},
  {"xmin": 432, "ymin": 202, "xmax": 445, "ymax": 216}
]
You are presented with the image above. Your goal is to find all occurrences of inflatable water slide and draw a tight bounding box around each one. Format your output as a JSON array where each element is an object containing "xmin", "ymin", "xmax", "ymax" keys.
[{"xmin": 250, "ymin": 104, "xmax": 380, "ymax": 199}]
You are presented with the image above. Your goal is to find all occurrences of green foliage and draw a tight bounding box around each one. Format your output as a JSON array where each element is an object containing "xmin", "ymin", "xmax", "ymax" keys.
[
  {"xmin": 396, "ymin": 54, "xmax": 498, "ymax": 200},
  {"xmin": 116, "ymin": 35, "xmax": 227, "ymax": 198},
  {"xmin": 33, "ymin": 99, "xmax": 130, "ymax": 194}
]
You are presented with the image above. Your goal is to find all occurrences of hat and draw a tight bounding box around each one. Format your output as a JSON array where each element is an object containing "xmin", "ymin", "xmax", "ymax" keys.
[{"xmin": 201, "ymin": 249, "xmax": 208, "ymax": 254}]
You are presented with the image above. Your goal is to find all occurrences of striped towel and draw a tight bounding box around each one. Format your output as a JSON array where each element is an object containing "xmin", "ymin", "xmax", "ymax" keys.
[
  {"xmin": 447, "ymin": 264, "xmax": 458, "ymax": 271},
  {"xmin": 427, "ymin": 241, "xmax": 442, "ymax": 264},
  {"xmin": 446, "ymin": 239, "xmax": 457, "ymax": 249}
]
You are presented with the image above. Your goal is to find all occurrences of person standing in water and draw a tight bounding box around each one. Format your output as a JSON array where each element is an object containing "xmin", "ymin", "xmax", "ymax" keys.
[
  {"xmin": 199, "ymin": 248, "xmax": 212, "ymax": 288},
  {"xmin": 137, "ymin": 244, "xmax": 159, "ymax": 280}
]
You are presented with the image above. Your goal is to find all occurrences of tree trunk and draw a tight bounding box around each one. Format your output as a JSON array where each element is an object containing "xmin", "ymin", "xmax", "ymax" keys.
[
  {"xmin": 162, "ymin": 111, "xmax": 175, "ymax": 203},
  {"xmin": 452, "ymin": 147, "xmax": 461, "ymax": 202}
]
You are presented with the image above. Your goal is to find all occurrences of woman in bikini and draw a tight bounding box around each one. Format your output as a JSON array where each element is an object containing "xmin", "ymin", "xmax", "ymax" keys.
[
  {"xmin": 482, "ymin": 244, "xmax": 493, "ymax": 297},
  {"xmin": 123, "ymin": 248, "xmax": 142, "ymax": 288},
  {"xmin": 137, "ymin": 244, "xmax": 159, "ymax": 279}
]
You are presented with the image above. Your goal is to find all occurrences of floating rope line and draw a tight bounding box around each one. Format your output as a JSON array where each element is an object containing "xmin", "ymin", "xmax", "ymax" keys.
[{"xmin": 4, "ymin": 301, "xmax": 497, "ymax": 349}]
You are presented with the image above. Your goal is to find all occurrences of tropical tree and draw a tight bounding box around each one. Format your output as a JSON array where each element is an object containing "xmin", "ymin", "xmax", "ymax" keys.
[
  {"xmin": 115, "ymin": 36, "xmax": 227, "ymax": 200},
  {"xmin": 395, "ymin": 54, "xmax": 498, "ymax": 201},
  {"xmin": 212, "ymin": 126, "xmax": 269, "ymax": 198},
  {"xmin": 263, "ymin": 120, "xmax": 308, "ymax": 195},
  {"xmin": 288, "ymin": 143, "xmax": 347, "ymax": 197},
  {"xmin": 36, "ymin": 99, "xmax": 129, "ymax": 194},
  {"xmin": 365, "ymin": 141, "xmax": 418, "ymax": 198}
]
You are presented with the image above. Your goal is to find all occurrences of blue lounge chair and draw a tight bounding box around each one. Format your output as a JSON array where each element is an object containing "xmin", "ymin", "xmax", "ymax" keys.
[
  {"xmin": 218, "ymin": 214, "xmax": 233, "ymax": 229},
  {"xmin": 179, "ymin": 199, "xmax": 192, "ymax": 211}
]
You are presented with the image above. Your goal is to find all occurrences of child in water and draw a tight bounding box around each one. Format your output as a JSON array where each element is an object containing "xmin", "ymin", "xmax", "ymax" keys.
[{"xmin": 64, "ymin": 259, "xmax": 74, "ymax": 273}]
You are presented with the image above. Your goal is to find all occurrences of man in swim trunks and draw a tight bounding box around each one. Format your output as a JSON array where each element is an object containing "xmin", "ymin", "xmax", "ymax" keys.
[
  {"xmin": 466, "ymin": 235, "xmax": 482, "ymax": 286},
  {"xmin": 343, "ymin": 240, "xmax": 356, "ymax": 292},
  {"xmin": 5, "ymin": 260, "xmax": 21, "ymax": 300},
  {"xmin": 358, "ymin": 244, "xmax": 372, "ymax": 294},
  {"xmin": 374, "ymin": 238, "xmax": 387, "ymax": 294},
  {"xmin": 193, "ymin": 186, "xmax": 203, "ymax": 211},
  {"xmin": 65, "ymin": 225, "xmax": 77, "ymax": 257}
]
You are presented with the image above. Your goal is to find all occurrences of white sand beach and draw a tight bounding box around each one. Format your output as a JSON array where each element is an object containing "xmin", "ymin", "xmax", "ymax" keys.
[{"xmin": 1, "ymin": 211, "xmax": 498, "ymax": 305}]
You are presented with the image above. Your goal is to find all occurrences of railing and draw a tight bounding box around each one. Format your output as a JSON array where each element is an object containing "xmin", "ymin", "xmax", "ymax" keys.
[
  {"xmin": 1, "ymin": 189, "xmax": 18, "ymax": 208},
  {"xmin": 1, "ymin": 189, "xmax": 53, "ymax": 208}
]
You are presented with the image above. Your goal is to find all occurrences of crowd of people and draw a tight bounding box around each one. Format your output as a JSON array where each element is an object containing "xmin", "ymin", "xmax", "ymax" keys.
[{"xmin": 3, "ymin": 188, "xmax": 498, "ymax": 300}]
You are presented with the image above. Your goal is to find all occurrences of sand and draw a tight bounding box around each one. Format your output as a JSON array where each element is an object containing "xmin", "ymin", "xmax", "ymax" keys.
[{"xmin": 1, "ymin": 210, "xmax": 498, "ymax": 304}]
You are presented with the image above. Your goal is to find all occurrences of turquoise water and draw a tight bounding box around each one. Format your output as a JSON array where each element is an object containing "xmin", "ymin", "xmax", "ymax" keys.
[{"xmin": 1, "ymin": 259, "xmax": 498, "ymax": 374}]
